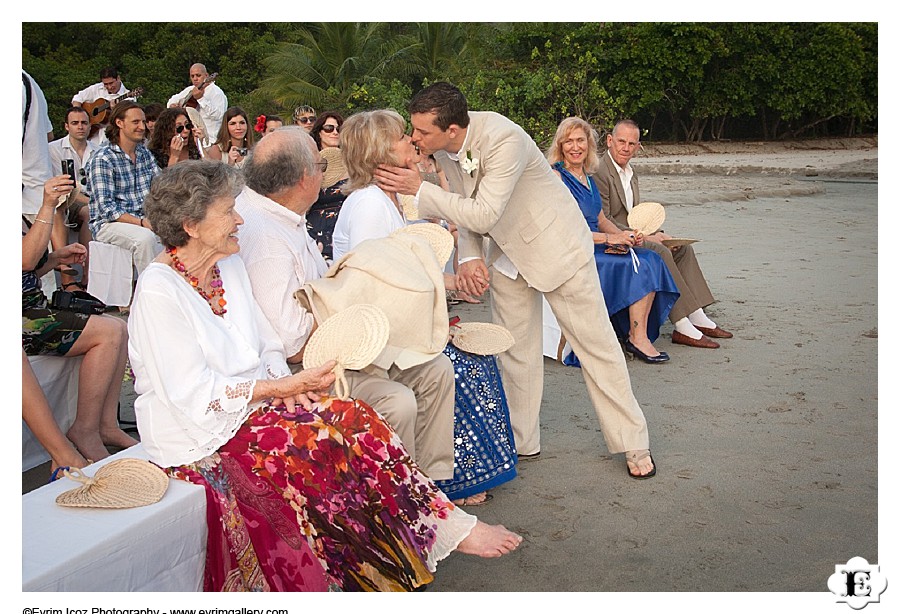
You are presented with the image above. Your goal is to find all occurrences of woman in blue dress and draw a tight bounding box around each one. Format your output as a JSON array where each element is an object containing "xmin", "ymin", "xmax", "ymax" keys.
[{"xmin": 547, "ymin": 117, "xmax": 679, "ymax": 364}]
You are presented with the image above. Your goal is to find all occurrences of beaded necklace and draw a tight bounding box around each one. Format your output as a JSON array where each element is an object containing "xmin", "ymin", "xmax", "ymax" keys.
[{"xmin": 166, "ymin": 246, "xmax": 227, "ymax": 316}]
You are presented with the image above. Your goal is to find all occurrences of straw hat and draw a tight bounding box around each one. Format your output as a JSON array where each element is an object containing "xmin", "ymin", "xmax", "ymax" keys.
[
  {"xmin": 398, "ymin": 193, "xmax": 419, "ymax": 220},
  {"xmin": 449, "ymin": 322, "xmax": 515, "ymax": 356},
  {"xmin": 303, "ymin": 304, "xmax": 390, "ymax": 399},
  {"xmin": 661, "ymin": 238, "xmax": 699, "ymax": 249},
  {"xmin": 627, "ymin": 202, "xmax": 666, "ymax": 235},
  {"xmin": 184, "ymin": 107, "xmax": 207, "ymax": 142},
  {"xmin": 320, "ymin": 147, "xmax": 347, "ymax": 189},
  {"xmin": 55, "ymin": 459, "xmax": 169, "ymax": 509},
  {"xmin": 391, "ymin": 223, "xmax": 454, "ymax": 268}
]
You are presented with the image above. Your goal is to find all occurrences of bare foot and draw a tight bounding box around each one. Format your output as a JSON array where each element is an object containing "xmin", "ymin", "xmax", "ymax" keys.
[
  {"xmin": 100, "ymin": 427, "xmax": 140, "ymax": 450},
  {"xmin": 453, "ymin": 491, "xmax": 492, "ymax": 506},
  {"xmin": 456, "ymin": 521, "xmax": 523, "ymax": 558},
  {"xmin": 49, "ymin": 450, "xmax": 89, "ymax": 474},
  {"xmin": 66, "ymin": 427, "xmax": 110, "ymax": 462}
]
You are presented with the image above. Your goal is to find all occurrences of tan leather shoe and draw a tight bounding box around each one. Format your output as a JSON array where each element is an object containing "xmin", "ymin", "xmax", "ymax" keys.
[
  {"xmin": 696, "ymin": 325, "xmax": 733, "ymax": 339},
  {"xmin": 671, "ymin": 330, "xmax": 720, "ymax": 349}
]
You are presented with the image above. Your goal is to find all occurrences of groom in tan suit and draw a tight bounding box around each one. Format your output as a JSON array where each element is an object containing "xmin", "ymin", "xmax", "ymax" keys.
[
  {"xmin": 375, "ymin": 83, "xmax": 656, "ymax": 479},
  {"xmin": 595, "ymin": 119, "xmax": 732, "ymax": 349}
]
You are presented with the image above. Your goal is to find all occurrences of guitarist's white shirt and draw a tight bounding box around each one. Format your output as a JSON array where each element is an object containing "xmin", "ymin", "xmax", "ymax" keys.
[{"xmin": 166, "ymin": 82, "xmax": 228, "ymax": 149}]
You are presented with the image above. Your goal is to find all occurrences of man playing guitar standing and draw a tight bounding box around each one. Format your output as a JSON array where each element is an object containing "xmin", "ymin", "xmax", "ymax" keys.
[
  {"xmin": 166, "ymin": 63, "xmax": 227, "ymax": 149},
  {"xmin": 72, "ymin": 67, "xmax": 134, "ymax": 146}
]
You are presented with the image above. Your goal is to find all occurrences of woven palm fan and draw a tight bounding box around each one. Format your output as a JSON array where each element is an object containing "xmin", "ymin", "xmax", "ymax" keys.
[
  {"xmin": 398, "ymin": 193, "xmax": 420, "ymax": 220},
  {"xmin": 320, "ymin": 147, "xmax": 347, "ymax": 189},
  {"xmin": 449, "ymin": 322, "xmax": 515, "ymax": 356},
  {"xmin": 391, "ymin": 223, "xmax": 454, "ymax": 268},
  {"xmin": 302, "ymin": 304, "xmax": 390, "ymax": 400},
  {"xmin": 184, "ymin": 107, "xmax": 207, "ymax": 142},
  {"xmin": 627, "ymin": 202, "xmax": 666, "ymax": 236},
  {"xmin": 55, "ymin": 459, "xmax": 169, "ymax": 509}
]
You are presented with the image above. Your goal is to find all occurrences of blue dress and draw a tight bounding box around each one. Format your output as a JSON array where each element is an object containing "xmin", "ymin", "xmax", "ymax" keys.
[
  {"xmin": 435, "ymin": 343, "xmax": 518, "ymax": 500},
  {"xmin": 554, "ymin": 162, "xmax": 679, "ymax": 355}
]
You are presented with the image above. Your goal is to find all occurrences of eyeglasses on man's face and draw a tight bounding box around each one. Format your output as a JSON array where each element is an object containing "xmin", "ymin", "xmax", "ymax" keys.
[
  {"xmin": 297, "ymin": 115, "xmax": 317, "ymax": 125},
  {"xmin": 315, "ymin": 159, "xmax": 329, "ymax": 172}
]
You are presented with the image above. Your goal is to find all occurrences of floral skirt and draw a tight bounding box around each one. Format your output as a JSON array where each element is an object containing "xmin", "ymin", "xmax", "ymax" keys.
[{"xmin": 169, "ymin": 396, "xmax": 475, "ymax": 592}]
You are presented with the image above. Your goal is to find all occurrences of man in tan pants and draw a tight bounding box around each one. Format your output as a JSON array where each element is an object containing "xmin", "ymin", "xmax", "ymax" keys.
[
  {"xmin": 235, "ymin": 127, "xmax": 454, "ymax": 481},
  {"xmin": 375, "ymin": 83, "xmax": 655, "ymax": 479}
]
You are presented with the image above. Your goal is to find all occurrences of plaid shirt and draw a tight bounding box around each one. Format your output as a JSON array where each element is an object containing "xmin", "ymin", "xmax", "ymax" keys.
[{"xmin": 86, "ymin": 141, "xmax": 160, "ymax": 237}]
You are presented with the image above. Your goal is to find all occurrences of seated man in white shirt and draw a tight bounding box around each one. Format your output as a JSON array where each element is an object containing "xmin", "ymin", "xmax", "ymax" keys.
[
  {"xmin": 48, "ymin": 107, "xmax": 98, "ymax": 288},
  {"xmin": 235, "ymin": 127, "xmax": 455, "ymax": 481}
]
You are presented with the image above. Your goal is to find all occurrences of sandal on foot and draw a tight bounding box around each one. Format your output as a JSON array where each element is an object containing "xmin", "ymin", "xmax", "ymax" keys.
[
  {"xmin": 625, "ymin": 450, "xmax": 657, "ymax": 480},
  {"xmin": 453, "ymin": 493, "xmax": 493, "ymax": 507}
]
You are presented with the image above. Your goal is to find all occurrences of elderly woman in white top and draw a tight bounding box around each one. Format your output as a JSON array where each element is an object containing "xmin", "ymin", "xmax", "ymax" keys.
[{"xmin": 130, "ymin": 160, "xmax": 520, "ymax": 592}]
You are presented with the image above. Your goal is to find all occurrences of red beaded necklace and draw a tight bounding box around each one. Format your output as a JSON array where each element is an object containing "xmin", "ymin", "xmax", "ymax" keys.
[{"xmin": 166, "ymin": 246, "xmax": 227, "ymax": 316}]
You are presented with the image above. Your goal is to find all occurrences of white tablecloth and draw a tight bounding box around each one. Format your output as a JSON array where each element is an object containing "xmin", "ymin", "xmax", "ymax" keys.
[
  {"xmin": 23, "ymin": 355, "xmax": 82, "ymax": 471},
  {"xmin": 22, "ymin": 444, "xmax": 207, "ymax": 591}
]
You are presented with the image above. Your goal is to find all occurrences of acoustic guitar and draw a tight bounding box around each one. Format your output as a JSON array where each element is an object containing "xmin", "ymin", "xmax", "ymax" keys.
[
  {"xmin": 82, "ymin": 87, "xmax": 144, "ymax": 126},
  {"xmin": 179, "ymin": 72, "xmax": 218, "ymax": 109}
]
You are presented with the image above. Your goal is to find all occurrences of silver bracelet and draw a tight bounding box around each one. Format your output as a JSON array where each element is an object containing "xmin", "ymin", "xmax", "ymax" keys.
[{"xmin": 34, "ymin": 218, "xmax": 53, "ymax": 225}]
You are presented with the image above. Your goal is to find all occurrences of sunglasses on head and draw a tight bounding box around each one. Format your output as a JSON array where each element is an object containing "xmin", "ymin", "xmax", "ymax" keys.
[
  {"xmin": 175, "ymin": 122, "xmax": 194, "ymax": 134},
  {"xmin": 320, "ymin": 124, "xmax": 339, "ymax": 134},
  {"xmin": 297, "ymin": 116, "xmax": 317, "ymax": 124}
]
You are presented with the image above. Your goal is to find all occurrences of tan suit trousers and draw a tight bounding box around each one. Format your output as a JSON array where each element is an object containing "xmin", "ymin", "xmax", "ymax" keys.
[
  {"xmin": 489, "ymin": 260, "xmax": 649, "ymax": 456},
  {"xmin": 641, "ymin": 240, "xmax": 714, "ymax": 322}
]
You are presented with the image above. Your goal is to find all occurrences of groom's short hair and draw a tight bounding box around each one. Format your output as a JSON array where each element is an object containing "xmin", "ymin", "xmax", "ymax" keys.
[{"xmin": 408, "ymin": 82, "xmax": 470, "ymax": 131}]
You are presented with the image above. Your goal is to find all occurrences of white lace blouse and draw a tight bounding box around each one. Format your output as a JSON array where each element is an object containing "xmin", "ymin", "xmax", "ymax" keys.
[{"xmin": 127, "ymin": 254, "xmax": 291, "ymax": 467}]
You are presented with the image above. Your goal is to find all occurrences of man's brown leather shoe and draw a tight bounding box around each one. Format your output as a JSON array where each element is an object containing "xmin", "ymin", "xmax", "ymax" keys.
[
  {"xmin": 671, "ymin": 331, "xmax": 720, "ymax": 349},
  {"xmin": 696, "ymin": 325, "xmax": 733, "ymax": 339}
]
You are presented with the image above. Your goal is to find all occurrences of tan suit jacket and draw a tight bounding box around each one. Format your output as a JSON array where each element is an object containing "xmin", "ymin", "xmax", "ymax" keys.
[
  {"xmin": 418, "ymin": 111, "xmax": 593, "ymax": 293},
  {"xmin": 594, "ymin": 152, "xmax": 640, "ymax": 231},
  {"xmin": 417, "ymin": 111, "xmax": 649, "ymax": 455}
]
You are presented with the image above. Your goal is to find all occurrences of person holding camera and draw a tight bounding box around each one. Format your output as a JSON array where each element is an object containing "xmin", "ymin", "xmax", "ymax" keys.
[
  {"xmin": 205, "ymin": 106, "xmax": 254, "ymax": 168},
  {"xmin": 147, "ymin": 108, "xmax": 204, "ymax": 169},
  {"xmin": 23, "ymin": 174, "xmax": 138, "ymax": 465}
]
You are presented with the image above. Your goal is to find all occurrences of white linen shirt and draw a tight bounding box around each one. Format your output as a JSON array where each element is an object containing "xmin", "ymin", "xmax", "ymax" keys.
[
  {"xmin": 22, "ymin": 72, "xmax": 53, "ymax": 215},
  {"xmin": 332, "ymin": 184, "xmax": 407, "ymax": 260},
  {"xmin": 167, "ymin": 83, "xmax": 227, "ymax": 147},
  {"xmin": 48, "ymin": 135, "xmax": 98, "ymax": 197},
  {"xmin": 71, "ymin": 81, "xmax": 128, "ymax": 105},
  {"xmin": 127, "ymin": 254, "xmax": 291, "ymax": 467},
  {"xmin": 235, "ymin": 187, "xmax": 329, "ymax": 359}
]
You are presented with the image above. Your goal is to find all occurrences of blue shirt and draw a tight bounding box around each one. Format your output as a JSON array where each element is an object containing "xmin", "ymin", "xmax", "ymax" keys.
[{"xmin": 86, "ymin": 141, "xmax": 160, "ymax": 237}]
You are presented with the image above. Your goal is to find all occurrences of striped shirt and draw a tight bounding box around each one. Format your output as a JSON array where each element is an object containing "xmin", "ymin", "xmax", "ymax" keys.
[{"xmin": 86, "ymin": 141, "xmax": 159, "ymax": 236}]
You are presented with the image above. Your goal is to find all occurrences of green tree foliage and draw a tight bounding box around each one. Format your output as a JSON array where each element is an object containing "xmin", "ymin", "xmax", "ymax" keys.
[{"xmin": 23, "ymin": 22, "xmax": 876, "ymax": 143}]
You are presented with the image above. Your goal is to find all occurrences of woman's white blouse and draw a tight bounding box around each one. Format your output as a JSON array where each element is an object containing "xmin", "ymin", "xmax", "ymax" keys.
[
  {"xmin": 127, "ymin": 254, "xmax": 291, "ymax": 467},
  {"xmin": 331, "ymin": 184, "xmax": 406, "ymax": 260}
]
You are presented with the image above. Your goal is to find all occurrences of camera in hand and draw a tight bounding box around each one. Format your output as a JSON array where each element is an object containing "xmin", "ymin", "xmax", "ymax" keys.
[
  {"xmin": 62, "ymin": 159, "xmax": 76, "ymax": 184},
  {"xmin": 50, "ymin": 289, "xmax": 106, "ymax": 315},
  {"xmin": 237, "ymin": 148, "xmax": 248, "ymax": 156}
]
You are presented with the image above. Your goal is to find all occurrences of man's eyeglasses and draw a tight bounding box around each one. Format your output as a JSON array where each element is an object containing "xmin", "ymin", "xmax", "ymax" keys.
[
  {"xmin": 175, "ymin": 122, "xmax": 194, "ymax": 134},
  {"xmin": 320, "ymin": 124, "xmax": 339, "ymax": 134},
  {"xmin": 297, "ymin": 116, "xmax": 317, "ymax": 124},
  {"xmin": 316, "ymin": 159, "xmax": 329, "ymax": 172}
]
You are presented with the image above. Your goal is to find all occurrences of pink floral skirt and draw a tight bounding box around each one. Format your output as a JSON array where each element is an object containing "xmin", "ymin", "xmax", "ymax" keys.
[{"xmin": 168, "ymin": 396, "xmax": 458, "ymax": 591}]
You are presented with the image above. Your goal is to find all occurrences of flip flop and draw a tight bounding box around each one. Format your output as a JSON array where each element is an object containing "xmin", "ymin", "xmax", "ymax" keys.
[
  {"xmin": 49, "ymin": 466, "xmax": 70, "ymax": 483},
  {"xmin": 625, "ymin": 451, "xmax": 657, "ymax": 480}
]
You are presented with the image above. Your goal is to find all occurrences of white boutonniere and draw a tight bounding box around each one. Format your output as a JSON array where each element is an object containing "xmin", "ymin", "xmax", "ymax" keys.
[{"xmin": 460, "ymin": 150, "xmax": 479, "ymax": 176}]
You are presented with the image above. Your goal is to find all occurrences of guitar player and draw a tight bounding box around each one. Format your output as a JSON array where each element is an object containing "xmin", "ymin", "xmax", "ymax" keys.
[
  {"xmin": 166, "ymin": 63, "xmax": 227, "ymax": 149},
  {"xmin": 71, "ymin": 66, "xmax": 133, "ymax": 146}
]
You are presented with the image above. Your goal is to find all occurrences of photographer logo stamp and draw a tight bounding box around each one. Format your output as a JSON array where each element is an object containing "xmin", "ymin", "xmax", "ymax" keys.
[{"xmin": 827, "ymin": 556, "xmax": 887, "ymax": 609}]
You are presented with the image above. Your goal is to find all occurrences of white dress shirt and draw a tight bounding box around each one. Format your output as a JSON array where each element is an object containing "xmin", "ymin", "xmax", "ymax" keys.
[
  {"xmin": 607, "ymin": 149, "xmax": 635, "ymax": 212},
  {"xmin": 48, "ymin": 135, "xmax": 98, "ymax": 197},
  {"xmin": 235, "ymin": 186, "xmax": 329, "ymax": 359},
  {"xmin": 331, "ymin": 184, "xmax": 407, "ymax": 261},
  {"xmin": 128, "ymin": 255, "xmax": 292, "ymax": 467},
  {"xmin": 167, "ymin": 83, "xmax": 227, "ymax": 148},
  {"xmin": 22, "ymin": 71, "xmax": 53, "ymax": 216}
]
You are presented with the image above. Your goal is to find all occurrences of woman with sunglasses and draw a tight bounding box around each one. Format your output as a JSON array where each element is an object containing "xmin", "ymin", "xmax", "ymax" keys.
[
  {"xmin": 292, "ymin": 105, "xmax": 316, "ymax": 132},
  {"xmin": 205, "ymin": 106, "xmax": 255, "ymax": 167},
  {"xmin": 310, "ymin": 112, "xmax": 343, "ymax": 150},
  {"xmin": 147, "ymin": 108, "xmax": 204, "ymax": 169}
]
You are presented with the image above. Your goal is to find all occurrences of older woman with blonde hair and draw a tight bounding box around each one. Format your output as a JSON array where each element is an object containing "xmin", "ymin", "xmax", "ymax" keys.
[
  {"xmin": 547, "ymin": 117, "xmax": 679, "ymax": 363},
  {"xmin": 331, "ymin": 109, "xmax": 519, "ymax": 508}
]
